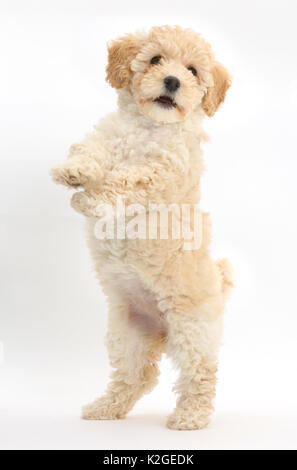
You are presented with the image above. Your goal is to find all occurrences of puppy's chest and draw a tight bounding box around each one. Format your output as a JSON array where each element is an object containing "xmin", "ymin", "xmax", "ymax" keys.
[{"xmin": 106, "ymin": 124, "xmax": 189, "ymax": 168}]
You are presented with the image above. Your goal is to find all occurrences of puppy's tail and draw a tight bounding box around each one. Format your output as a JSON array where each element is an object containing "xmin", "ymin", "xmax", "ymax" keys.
[{"xmin": 217, "ymin": 258, "xmax": 234, "ymax": 302}]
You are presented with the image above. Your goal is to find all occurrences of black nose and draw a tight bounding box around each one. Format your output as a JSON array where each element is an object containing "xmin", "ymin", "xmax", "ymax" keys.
[{"xmin": 164, "ymin": 76, "xmax": 180, "ymax": 93}]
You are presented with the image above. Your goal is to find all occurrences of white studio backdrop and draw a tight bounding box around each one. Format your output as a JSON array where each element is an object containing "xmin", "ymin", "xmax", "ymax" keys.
[{"xmin": 0, "ymin": 0, "xmax": 297, "ymax": 449}]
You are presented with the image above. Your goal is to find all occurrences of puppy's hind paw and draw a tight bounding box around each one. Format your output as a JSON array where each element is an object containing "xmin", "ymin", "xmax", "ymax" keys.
[
  {"xmin": 167, "ymin": 409, "xmax": 210, "ymax": 430},
  {"xmin": 81, "ymin": 397, "xmax": 127, "ymax": 420}
]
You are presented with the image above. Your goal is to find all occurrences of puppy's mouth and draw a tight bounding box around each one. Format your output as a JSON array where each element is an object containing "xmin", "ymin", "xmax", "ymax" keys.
[{"xmin": 153, "ymin": 95, "xmax": 177, "ymax": 109}]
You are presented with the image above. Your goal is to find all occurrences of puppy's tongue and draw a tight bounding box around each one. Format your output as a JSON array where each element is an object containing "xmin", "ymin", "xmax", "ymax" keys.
[{"xmin": 158, "ymin": 96, "xmax": 173, "ymax": 103}]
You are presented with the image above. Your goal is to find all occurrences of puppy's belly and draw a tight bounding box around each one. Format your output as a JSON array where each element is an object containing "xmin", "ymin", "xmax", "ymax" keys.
[
  {"xmin": 122, "ymin": 278, "xmax": 167, "ymax": 336},
  {"xmin": 86, "ymin": 221, "xmax": 167, "ymax": 335}
]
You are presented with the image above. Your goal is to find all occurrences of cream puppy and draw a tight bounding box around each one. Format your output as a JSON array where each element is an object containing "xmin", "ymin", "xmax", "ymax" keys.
[{"xmin": 51, "ymin": 25, "xmax": 233, "ymax": 430}]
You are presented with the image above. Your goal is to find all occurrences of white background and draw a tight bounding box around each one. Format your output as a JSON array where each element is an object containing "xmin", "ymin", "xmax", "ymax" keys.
[{"xmin": 1, "ymin": 0, "xmax": 297, "ymax": 450}]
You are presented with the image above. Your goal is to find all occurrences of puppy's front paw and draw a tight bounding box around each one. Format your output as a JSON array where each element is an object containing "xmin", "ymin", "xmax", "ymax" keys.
[
  {"xmin": 50, "ymin": 159, "xmax": 103, "ymax": 189},
  {"xmin": 71, "ymin": 191, "xmax": 99, "ymax": 217},
  {"xmin": 50, "ymin": 162, "xmax": 87, "ymax": 188},
  {"xmin": 167, "ymin": 408, "xmax": 210, "ymax": 430},
  {"xmin": 81, "ymin": 396, "xmax": 127, "ymax": 420}
]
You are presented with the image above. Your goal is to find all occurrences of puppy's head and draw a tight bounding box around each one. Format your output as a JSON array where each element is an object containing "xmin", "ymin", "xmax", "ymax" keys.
[{"xmin": 106, "ymin": 26, "xmax": 231, "ymax": 123}]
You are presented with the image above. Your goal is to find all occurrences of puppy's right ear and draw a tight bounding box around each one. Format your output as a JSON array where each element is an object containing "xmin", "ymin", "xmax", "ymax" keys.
[
  {"xmin": 106, "ymin": 34, "xmax": 142, "ymax": 89},
  {"xmin": 202, "ymin": 61, "xmax": 231, "ymax": 117}
]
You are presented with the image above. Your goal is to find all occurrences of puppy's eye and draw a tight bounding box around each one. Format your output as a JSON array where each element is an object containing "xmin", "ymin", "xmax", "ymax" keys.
[
  {"xmin": 150, "ymin": 55, "xmax": 162, "ymax": 65},
  {"xmin": 187, "ymin": 66, "xmax": 197, "ymax": 76}
]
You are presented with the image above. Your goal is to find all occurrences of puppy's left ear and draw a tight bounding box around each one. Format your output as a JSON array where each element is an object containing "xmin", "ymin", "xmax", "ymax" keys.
[
  {"xmin": 202, "ymin": 62, "xmax": 231, "ymax": 117},
  {"xmin": 106, "ymin": 34, "xmax": 142, "ymax": 89}
]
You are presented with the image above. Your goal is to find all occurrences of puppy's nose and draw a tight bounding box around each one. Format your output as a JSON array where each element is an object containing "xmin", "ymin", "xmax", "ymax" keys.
[{"xmin": 164, "ymin": 76, "xmax": 180, "ymax": 93}]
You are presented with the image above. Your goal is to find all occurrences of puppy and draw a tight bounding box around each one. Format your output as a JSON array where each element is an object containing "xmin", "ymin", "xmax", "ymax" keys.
[{"xmin": 51, "ymin": 25, "xmax": 233, "ymax": 430}]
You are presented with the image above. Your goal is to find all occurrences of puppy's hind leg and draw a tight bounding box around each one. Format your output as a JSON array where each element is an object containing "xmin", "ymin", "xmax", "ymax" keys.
[
  {"xmin": 165, "ymin": 304, "xmax": 223, "ymax": 430},
  {"xmin": 82, "ymin": 292, "xmax": 165, "ymax": 420}
]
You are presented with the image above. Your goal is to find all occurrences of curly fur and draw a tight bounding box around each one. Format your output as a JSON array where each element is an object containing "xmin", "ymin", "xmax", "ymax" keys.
[{"xmin": 51, "ymin": 25, "xmax": 233, "ymax": 430}]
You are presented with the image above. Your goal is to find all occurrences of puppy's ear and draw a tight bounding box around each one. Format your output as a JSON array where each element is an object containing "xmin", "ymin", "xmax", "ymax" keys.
[
  {"xmin": 106, "ymin": 34, "xmax": 142, "ymax": 89},
  {"xmin": 202, "ymin": 62, "xmax": 231, "ymax": 117}
]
